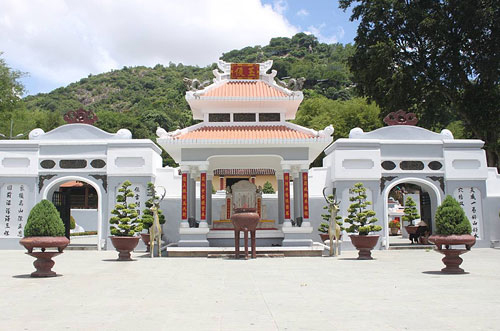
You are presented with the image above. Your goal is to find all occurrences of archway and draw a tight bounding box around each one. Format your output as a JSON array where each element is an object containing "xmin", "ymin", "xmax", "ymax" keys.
[
  {"xmin": 42, "ymin": 176, "xmax": 103, "ymax": 250},
  {"xmin": 383, "ymin": 177, "xmax": 442, "ymax": 249}
]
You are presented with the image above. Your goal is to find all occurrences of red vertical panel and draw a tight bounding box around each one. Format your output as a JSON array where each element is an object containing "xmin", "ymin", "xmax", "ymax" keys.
[
  {"xmin": 181, "ymin": 173, "xmax": 188, "ymax": 220},
  {"xmin": 302, "ymin": 172, "xmax": 309, "ymax": 219},
  {"xmin": 284, "ymin": 172, "xmax": 290, "ymax": 219},
  {"xmin": 200, "ymin": 172, "xmax": 206, "ymax": 220},
  {"xmin": 226, "ymin": 198, "xmax": 231, "ymax": 220}
]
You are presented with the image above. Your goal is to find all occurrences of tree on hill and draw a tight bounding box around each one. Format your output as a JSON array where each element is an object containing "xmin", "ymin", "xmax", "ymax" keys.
[{"xmin": 339, "ymin": 0, "xmax": 500, "ymax": 169}]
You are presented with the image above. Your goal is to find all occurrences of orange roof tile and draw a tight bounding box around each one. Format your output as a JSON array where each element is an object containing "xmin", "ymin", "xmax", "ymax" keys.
[
  {"xmin": 203, "ymin": 81, "xmax": 288, "ymax": 98},
  {"xmin": 174, "ymin": 125, "xmax": 315, "ymax": 141}
]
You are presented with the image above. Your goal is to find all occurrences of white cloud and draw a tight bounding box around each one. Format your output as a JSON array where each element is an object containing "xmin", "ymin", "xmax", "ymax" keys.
[
  {"xmin": 296, "ymin": 9, "xmax": 309, "ymax": 17},
  {"xmin": 272, "ymin": 0, "xmax": 288, "ymax": 15},
  {"xmin": 0, "ymin": 0, "xmax": 297, "ymax": 94},
  {"xmin": 305, "ymin": 24, "xmax": 345, "ymax": 44}
]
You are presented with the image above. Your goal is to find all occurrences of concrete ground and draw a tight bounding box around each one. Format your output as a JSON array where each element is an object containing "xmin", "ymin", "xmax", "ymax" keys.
[{"xmin": 2, "ymin": 248, "xmax": 500, "ymax": 331}]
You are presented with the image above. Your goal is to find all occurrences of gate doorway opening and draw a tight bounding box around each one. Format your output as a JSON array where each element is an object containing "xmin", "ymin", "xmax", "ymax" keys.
[
  {"xmin": 50, "ymin": 180, "xmax": 99, "ymax": 249},
  {"xmin": 386, "ymin": 181, "xmax": 439, "ymax": 248}
]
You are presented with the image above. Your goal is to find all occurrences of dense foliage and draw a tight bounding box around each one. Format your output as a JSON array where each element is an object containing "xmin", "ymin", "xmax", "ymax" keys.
[
  {"xmin": 434, "ymin": 195, "xmax": 472, "ymax": 235},
  {"xmin": 109, "ymin": 181, "xmax": 143, "ymax": 236},
  {"xmin": 402, "ymin": 196, "xmax": 420, "ymax": 226},
  {"xmin": 343, "ymin": 183, "xmax": 382, "ymax": 235},
  {"xmin": 262, "ymin": 181, "xmax": 275, "ymax": 194},
  {"xmin": 339, "ymin": 0, "xmax": 500, "ymax": 169},
  {"xmin": 24, "ymin": 200, "xmax": 65, "ymax": 237},
  {"xmin": 139, "ymin": 182, "xmax": 166, "ymax": 233}
]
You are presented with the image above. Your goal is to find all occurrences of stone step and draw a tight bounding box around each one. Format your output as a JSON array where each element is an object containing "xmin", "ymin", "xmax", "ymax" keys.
[
  {"xmin": 166, "ymin": 245, "xmax": 323, "ymax": 257},
  {"xmin": 66, "ymin": 244, "xmax": 98, "ymax": 251},
  {"xmin": 389, "ymin": 244, "xmax": 433, "ymax": 250}
]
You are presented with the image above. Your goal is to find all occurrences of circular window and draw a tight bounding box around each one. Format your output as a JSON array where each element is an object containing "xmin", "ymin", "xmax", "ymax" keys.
[
  {"xmin": 91, "ymin": 159, "xmax": 106, "ymax": 168},
  {"xmin": 428, "ymin": 161, "xmax": 443, "ymax": 170},
  {"xmin": 400, "ymin": 161, "xmax": 424, "ymax": 171},
  {"xmin": 381, "ymin": 161, "xmax": 396, "ymax": 170},
  {"xmin": 40, "ymin": 160, "xmax": 56, "ymax": 169}
]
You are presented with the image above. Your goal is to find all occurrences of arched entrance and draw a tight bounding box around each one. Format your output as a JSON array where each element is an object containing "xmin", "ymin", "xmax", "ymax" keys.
[
  {"xmin": 42, "ymin": 176, "xmax": 103, "ymax": 250},
  {"xmin": 383, "ymin": 178, "xmax": 442, "ymax": 249}
]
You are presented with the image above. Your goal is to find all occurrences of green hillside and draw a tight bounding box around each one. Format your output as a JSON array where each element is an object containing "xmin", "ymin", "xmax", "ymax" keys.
[{"xmin": 9, "ymin": 33, "xmax": 373, "ymax": 166}]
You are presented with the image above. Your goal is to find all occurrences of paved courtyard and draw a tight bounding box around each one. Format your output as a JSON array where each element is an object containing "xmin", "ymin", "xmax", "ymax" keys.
[{"xmin": 3, "ymin": 248, "xmax": 500, "ymax": 331}]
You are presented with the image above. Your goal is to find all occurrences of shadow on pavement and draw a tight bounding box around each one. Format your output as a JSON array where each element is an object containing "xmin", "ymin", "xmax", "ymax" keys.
[
  {"xmin": 422, "ymin": 271, "xmax": 470, "ymax": 275},
  {"xmin": 13, "ymin": 274, "xmax": 63, "ymax": 278}
]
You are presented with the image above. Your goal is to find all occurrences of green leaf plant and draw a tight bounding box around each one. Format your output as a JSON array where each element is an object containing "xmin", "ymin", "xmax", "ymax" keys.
[{"xmin": 434, "ymin": 195, "xmax": 472, "ymax": 235}]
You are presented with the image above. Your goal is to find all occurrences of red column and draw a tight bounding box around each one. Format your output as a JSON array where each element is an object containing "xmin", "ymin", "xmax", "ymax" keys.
[
  {"xmin": 181, "ymin": 173, "xmax": 188, "ymax": 220},
  {"xmin": 220, "ymin": 176, "xmax": 225, "ymax": 190},
  {"xmin": 284, "ymin": 172, "xmax": 291, "ymax": 220},
  {"xmin": 200, "ymin": 172, "xmax": 207, "ymax": 220},
  {"xmin": 302, "ymin": 171, "xmax": 309, "ymax": 219}
]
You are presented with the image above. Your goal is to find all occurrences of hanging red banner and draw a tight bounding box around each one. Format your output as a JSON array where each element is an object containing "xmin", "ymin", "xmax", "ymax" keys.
[
  {"xmin": 284, "ymin": 172, "xmax": 290, "ymax": 219},
  {"xmin": 181, "ymin": 173, "xmax": 188, "ymax": 220},
  {"xmin": 200, "ymin": 172, "xmax": 206, "ymax": 220},
  {"xmin": 302, "ymin": 172, "xmax": 309, "ymax": 219},
  {"xmin": 230, "ymin": 63, "xmax": 259, "ymax": 80},
  {"xmin": 226, "ymin": 198, "xmax": 231, "ymax": 219}
]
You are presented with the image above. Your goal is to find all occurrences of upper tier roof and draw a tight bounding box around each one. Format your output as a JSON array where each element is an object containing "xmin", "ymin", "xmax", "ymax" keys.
[{"xmin": 203, "ymin": 81, "xmax": 288, "ymax": 98}]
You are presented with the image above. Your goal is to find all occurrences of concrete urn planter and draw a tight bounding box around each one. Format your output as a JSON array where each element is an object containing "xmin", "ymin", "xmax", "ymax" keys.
[
  {"xmin": 140, "ymin": 233, "xmax": 151, "ymax": 252},
  {"xmin": 428, "ymin": 234, "xmax": 476, "ymax": 274},
  {"xmin": 349, "ymin": 235, "xmax": 379, "ymax": 260},
  {"xmin": 19, "ymin": 236, "xmax": 70, "ymax": 277},
  {"xmin": 110, "ymin": 236, "xmax": 140, "ymax": 261}
]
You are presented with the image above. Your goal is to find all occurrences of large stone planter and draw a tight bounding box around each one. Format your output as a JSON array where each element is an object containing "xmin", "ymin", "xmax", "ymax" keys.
[
  {"xmin": 110, "ymin": 236, "xmax": 140, "ymax": 261},
  {"xmin": 19, "ymin": 236, "xmax": 70, "ymax": 277},
  {"xmin": 349, "ymin": 235, "xmax": 379, "ymax": 260},
  {"xmin": 140, "ymin": 233, "xmax": 151, "ymax": 252},
  {"xmin": 428, "ymin": 234, "xmax": 476, "ymax": 274}
]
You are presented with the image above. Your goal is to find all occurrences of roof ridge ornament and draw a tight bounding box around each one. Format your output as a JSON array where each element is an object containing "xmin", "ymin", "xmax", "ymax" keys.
[
  {"xmin": 63, "ymin": 108, "xmax": 98, "ymax": 125},
  {"xmin": 276, "ymin": 77, "xmax": 306, "ymax": 91},
  {"xmin": 383, "ymin": 110, "xmax": 418, "ymax": 126}
]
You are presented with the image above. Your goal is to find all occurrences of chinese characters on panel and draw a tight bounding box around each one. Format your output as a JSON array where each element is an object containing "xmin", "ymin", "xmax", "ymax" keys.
[
  {"xmin": 1, "ymin": 184, "xmax": 29, "ymax": 238},
  {"xmin": 454, "ymin": 187, "xmax": 481, "ymax": 239}
]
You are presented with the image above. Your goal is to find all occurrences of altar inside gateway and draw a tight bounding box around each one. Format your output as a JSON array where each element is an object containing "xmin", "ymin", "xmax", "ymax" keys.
[{"xmin": 157, "ymin": 60, "xmax": 333, "ymax": 247}]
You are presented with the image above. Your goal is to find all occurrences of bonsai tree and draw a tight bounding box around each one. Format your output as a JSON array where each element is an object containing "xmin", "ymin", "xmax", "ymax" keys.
[
  {"xmin": 434, "ymin": 195, "xmax": 471, "ymax": 235},
  {"xmin": 262, "ymin": 181, "xmax": 275, "ymax": 194},
  {"xmin": 343, "ymin": 183, "xmax": 382, "ymax": 235},
  {"xmin": 139, "ymin": 182, "xmax": 166, "ymax": 233},
  {"xmin": 403, "ymin": 196, "xmax": 420, "ymax": 226},
  {"xmin": 109, "ymin": 181, "xmax": 142, "ymax": 236},
  {"xmin": 24, "ymin": 200, "xmax": 65, "ymax": 237}
]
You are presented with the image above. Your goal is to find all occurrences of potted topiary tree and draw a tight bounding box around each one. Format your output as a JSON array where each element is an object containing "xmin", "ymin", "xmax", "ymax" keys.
[
  {"xmin": 19, "ymin": 199, "xmax": 69, "ymax": 277},
  {"xmin": 343, "ymin": 183, "xmax": 382, "ymax": 260},
  {"xmin": 139, "ymin": 182, "xmax": 166, "ymax": 252},
  {"xmin": 403, "ymin": 196, "xmax": 420, "ymax": 241},
  {"xmin": 389, "ymin": 219, "xmax": 400, "ymax": 235},
  {"xmin": 109, "ymin": 181, "xmax": 143, "ymax": 261},
  {"xmin": 428, "ymin": 195, "xmax": 476, "ymax": 274}
]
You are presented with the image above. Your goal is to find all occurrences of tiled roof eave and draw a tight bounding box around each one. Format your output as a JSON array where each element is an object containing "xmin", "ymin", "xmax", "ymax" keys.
[
  {"xmin": 160, "ymin": 137, "xmax": 332, "ymax": 145},
  {"xmin": 192, "ymin": 96, "xmax": 301, "ymax": 101}
]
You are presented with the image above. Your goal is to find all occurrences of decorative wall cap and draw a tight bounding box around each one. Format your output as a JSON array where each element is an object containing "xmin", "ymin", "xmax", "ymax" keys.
[
  {"xmin": 383, "ymin": 110, "xmax": 418, "ymax": 126},
  {"xmin": 63, "ymin": 108, "xmax": 98, "ymax": 125}
]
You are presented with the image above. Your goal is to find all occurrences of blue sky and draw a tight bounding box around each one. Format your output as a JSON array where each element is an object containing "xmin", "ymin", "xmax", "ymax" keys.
[{"xmin": 0, "ymin": 0, "xmax": 358, "ymax": 96}]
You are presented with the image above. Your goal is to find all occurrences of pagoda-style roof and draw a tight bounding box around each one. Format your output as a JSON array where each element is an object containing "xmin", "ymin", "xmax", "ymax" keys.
[
  {"xmin": 158, "ymin": 123, "xmax": 332, "ymax": 144},
  {"xmin": 185, "ymin": 60, "xmax": 303, "ymax": 120}
]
